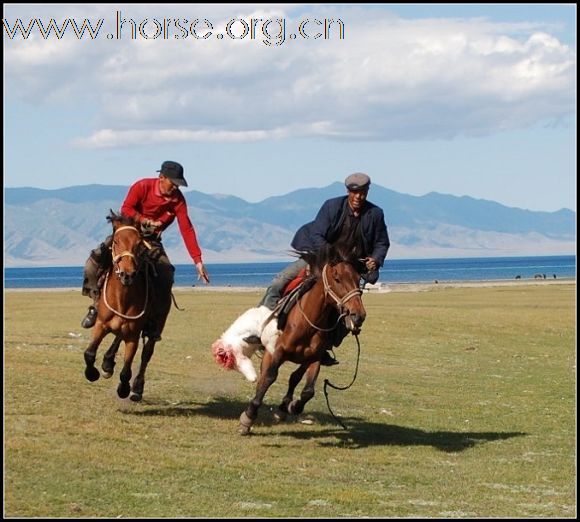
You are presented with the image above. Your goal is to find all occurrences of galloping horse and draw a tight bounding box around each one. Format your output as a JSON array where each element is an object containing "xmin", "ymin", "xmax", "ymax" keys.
[
  {"xmin": 238, "ymin": 244, "xmax": 367, "ymax": 435},
  {"xmin": 83, "ymin": 211, "xmax": 159, "ymax": 401}
]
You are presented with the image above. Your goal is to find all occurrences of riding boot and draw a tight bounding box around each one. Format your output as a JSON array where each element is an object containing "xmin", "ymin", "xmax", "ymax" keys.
[
  {"xmin": 320, "ymin": 350, "xmax": 339, "ymax": 366},
  {"xmin": 81, "ymin": 305, "xmax": 98, "ymax": 329},
  {"xmin": 320, "ymin": 322, "xmax": 350, "ymax": 366},
  {"xmin": 81, "ymin": 237, "xmax": 112, "ymax": 328}
]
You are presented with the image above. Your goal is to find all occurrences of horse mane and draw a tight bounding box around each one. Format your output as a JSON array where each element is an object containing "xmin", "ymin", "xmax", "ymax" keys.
[
  {"xmin": 106, "ymin": 209, "xmax": 138, "ymax": 228},
  {"xmin": 298, "ymin": 240, "xmax": 362, "ymax": 279}
]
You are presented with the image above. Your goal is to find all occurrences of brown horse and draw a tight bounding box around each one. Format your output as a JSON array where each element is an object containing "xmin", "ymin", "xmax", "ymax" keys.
[
  {"xmin": 83, "ymin": 211, "xmax": 160, "ymax": 401},
  {"xmin": 239, "ymin": 244, "xmax": 367, "ymax": 435}
]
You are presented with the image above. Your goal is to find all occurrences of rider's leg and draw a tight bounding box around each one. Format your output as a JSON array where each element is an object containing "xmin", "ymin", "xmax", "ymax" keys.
[
  {"xmin": 258, "ymin": 258, "xmax": 308, "ymax": 311},
  {"xmin": 81, "ymin": 236, "xmax": 112, "ymax": 328},
  {"xmin": 144, "ymin": 253, "xmax": 174, "ymax": 341}
]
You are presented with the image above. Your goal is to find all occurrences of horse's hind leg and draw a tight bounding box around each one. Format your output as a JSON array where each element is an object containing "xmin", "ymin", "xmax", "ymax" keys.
[
  {"xmin": 117, "ymin": 337, "xmax": 139, "ymax": 399},
  {"xmin": 84, "ymin": 325, "xmax": 109, "ymax": 382},
  {"xmin": 288, "ymin": 361, "xmax": 321, "ymax": 416},
  {"xmin": 130, "ymin": 338, "xmax": 156, "ymax": 402},
  {"xmin": 274, "ymin": 363, "xmax": 308, "ymax": 422},
  {"xmin": 101, "ymin": 335, "xmax": 122, "ymax": 379},
  {"xmin": 239, "ymin": 350, "xmax": 282, "ymax": 435}
]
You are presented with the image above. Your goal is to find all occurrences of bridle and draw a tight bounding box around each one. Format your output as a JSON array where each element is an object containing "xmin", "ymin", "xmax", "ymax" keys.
[
  {"xmin": 297, "ymin": 262, "xmax": 363, "ymax": 332},
  {"xmin": 321, "ymin": 263, "xmax": 363, "ymax": 314},
  {"xmin": 111, "ymin": 225, "xmax": 141, "ymax": 275},
  {"xmin": 102, "ymin": 224, "xmax": 150, "ymax": 320}
]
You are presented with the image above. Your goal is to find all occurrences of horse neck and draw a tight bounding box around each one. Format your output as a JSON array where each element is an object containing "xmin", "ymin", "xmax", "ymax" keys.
[
  {"xmin": 296, "ymin": 277, "xmax": 334, "ymax": 327},
  {"xmin": 104, "ymin": 267, "xmax": 148, "ymax": 314}
]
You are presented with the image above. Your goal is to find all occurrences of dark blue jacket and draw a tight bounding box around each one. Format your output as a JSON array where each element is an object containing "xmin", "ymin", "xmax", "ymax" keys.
[{"xmin": 291, "ymin": 196, "xmax": 390, "ymax": 266}]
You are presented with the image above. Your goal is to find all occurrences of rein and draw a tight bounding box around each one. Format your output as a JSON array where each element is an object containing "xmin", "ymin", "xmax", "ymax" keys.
[
  {"xmin": 102, "ymin": 265, "xmax": 149, "ymax": 320},
  {"xmin": 323, "ymin": 332, "xmax": 361, "ymax": 431}
]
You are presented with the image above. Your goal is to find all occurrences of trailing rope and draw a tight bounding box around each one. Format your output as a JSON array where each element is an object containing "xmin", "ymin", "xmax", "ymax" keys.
[{"xmin": 323, "ymin": 333, "xmax": 361, "ymax": 430}]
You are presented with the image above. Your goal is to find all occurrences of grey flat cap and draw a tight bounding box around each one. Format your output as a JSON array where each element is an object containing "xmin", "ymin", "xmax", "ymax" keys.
[{"xmin": 345, "ymin": 172, "xmax": 371, "ymax": 191}]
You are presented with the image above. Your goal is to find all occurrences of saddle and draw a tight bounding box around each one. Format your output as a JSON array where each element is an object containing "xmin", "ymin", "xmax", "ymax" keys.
[{"xmin": 275, "ymin": 269, "xmax": 316, "ymax": 331}]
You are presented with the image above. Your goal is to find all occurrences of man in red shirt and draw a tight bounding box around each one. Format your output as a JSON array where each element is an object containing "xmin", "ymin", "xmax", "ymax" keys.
[{"xmin": 81, "ymin": 161, "xmax": 210, "ymax": 339}]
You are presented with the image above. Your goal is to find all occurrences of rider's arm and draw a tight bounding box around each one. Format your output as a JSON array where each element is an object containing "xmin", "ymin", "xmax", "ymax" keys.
[
  {"xmin": 369, "ymin": 208, "xmax": 390, "ymax": 267},
  {"xmin": 120, "ymin": 180, "xmax": 147, "ymax": 223},
  {"xmin": 173, "ymin": 196, "xmax": 203, "ymax": 265}
]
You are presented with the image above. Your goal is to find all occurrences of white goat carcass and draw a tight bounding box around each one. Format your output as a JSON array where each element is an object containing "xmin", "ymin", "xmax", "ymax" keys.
[{"xmin": 211, "ymin": 305, "xmax": 280, "ymax": 382}]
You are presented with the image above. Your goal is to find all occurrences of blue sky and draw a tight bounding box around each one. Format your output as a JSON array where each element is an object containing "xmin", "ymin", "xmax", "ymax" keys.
[{"xmin": 3, "ymin": 3, "xmax": 576, "ymax": 212}]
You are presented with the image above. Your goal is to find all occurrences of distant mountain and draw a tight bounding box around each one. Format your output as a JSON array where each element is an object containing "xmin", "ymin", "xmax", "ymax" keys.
[{"xmin": 4, "ymin": 183, "xmax": 576, "ymax": 267}]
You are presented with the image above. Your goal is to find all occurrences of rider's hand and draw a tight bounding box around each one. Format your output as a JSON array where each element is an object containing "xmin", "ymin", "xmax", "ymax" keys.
[
  {"xmin": 196, "ymin": 262, "xmax": 210, "ymax": 284},
  {"xmin": 141, "ymin": 218, "xmax": 162, "ymax": 235},
  {"xmin": 364, "ymin": 257, "xmax": 378, "ymax": 271}
]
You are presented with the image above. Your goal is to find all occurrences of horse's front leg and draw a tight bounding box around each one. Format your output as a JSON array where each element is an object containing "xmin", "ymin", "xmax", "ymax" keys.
[
  {"xmin": 130, "ymin": 337, "xmax": 156, "ymax": 402},
  {"xmin": 101, "ymin": 335, "xmax": 122, "ymax": 379},
  {"xmin": 84, "ymin": 323, "xmax": 109, "ymax": 382},
  {"xmin": 239, "ymin": 350, "xmax": 282, "ymax": 435},
  {"xmin": 274, "ymin": 363, "xmax": 308, "ymax": 422},
  {"xmin": 117, "ymin": 336, "xmax": 139, "ymax": 399},
  {"xmin": 288, "ymin": 360, "xmax": 321, "ymax": 416}
]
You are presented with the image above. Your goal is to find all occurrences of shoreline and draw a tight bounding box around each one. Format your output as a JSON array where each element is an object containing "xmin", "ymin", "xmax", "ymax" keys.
[{"xmin": 4, "ymin": 278, "xmax": 575, "ymax": 294}]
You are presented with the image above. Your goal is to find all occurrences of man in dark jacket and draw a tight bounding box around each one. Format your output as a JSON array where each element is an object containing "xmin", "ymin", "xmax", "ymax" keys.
[{"xmin": 258, "ymin": 172, "xmax": 390, "ymax": 364}]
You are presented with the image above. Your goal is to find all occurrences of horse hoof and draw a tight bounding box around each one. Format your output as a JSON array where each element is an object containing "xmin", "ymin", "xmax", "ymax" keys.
[
  {"xmin": 101, "ymin": 371, "xmax": 113, "ymax": 379},
  {"xmin": 84, "ymin": 367, "xmax": 100, "ymax": 382},
  {"xmin": 288, "ymin": 400, "xmax": 303, "ymax": 415},
  {"xmin": 273, "ymin": 410, "xmax": 287, "ymax": 422},
  {"xmin": 239, "ymin": 424, "xmax": 252, "ymax": 436},
  {"xmin": 117, "ymin": 383, "xmax": 130, "ymax": 399},
  {"xmin": 239, "ymin": 411, "xmax": 253, "ymax": 435},
  {"xmin": 129, "ymin": 392, "xmax": 142, "ymax": 402}
]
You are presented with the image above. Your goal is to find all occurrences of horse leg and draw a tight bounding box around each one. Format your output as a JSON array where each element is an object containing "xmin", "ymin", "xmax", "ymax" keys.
[
  {"xmin": 274, "ymin": 363, "xmax": 308, "ymax": 422},
  {"xmin": 129, "ymin": 338, "xmax": 156, "ymax": 402},
  {"xmin": 239, "ymin": 350, "xmax": 282, "ymax": 435},
  {"xmin": 288, "ymin": 361, "xmax": 321, "ymax": 415},
  {"xmin": 83, "ymin": 324, "xmax": 109, "ymax": 382},
  {"xmin": 117, "ymin": 337, "xmax": 139, "ymax": 399},
  {"xmin": 101, "ymin": 335, "xmax": 122, "ymax": 379}
]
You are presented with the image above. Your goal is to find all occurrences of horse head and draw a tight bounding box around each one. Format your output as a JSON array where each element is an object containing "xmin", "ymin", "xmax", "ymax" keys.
[
  {"xmin": 107, "ymin": 210, "xmax": 145, "ymax": 286},
  {"xmin": 322, "ymin": 261, "xmax": 366, "ymax": 333},
  {"xmin": 300, "ymin": 242, "xmax": 367, "ymax": 334}
]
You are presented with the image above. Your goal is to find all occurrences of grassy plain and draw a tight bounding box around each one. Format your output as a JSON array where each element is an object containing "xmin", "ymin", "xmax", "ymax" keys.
[{"xmin": 4, "ymin": 283, "xmax": 576, "ymax": 518}]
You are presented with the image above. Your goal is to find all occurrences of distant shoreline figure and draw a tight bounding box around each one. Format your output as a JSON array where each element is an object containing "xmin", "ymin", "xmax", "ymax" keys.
[{"xmin": 515, "ymin": 275, "xmax": 521, "ymax": 279}]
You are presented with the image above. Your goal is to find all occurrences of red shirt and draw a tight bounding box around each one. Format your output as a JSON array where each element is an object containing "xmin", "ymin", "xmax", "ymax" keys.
[{"xmin": 121, "ymin": 178, "xmax": 203, "ymax": 264}]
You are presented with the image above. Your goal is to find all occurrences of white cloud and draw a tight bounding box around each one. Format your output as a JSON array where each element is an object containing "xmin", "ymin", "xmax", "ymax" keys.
[{"xmin": 4, "ymin": 4, "xmax": 576, "ymax": 147}]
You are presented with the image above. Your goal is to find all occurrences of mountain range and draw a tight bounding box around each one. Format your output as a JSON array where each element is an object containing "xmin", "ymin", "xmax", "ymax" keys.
[{"xmin": 4, "ymin": 183, "xmax": 576, "ymax": 267}]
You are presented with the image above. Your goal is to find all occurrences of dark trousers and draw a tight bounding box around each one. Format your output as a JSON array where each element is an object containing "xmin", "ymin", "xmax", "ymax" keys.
[{"xmin": 258, "ymin": 258, "xmax": 308, "ymax": 310}]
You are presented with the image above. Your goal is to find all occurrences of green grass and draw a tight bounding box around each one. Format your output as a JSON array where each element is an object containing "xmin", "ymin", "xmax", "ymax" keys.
[{"xmin": 4, "ymin": 284, "xmax": 576, "ymax": 517}]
